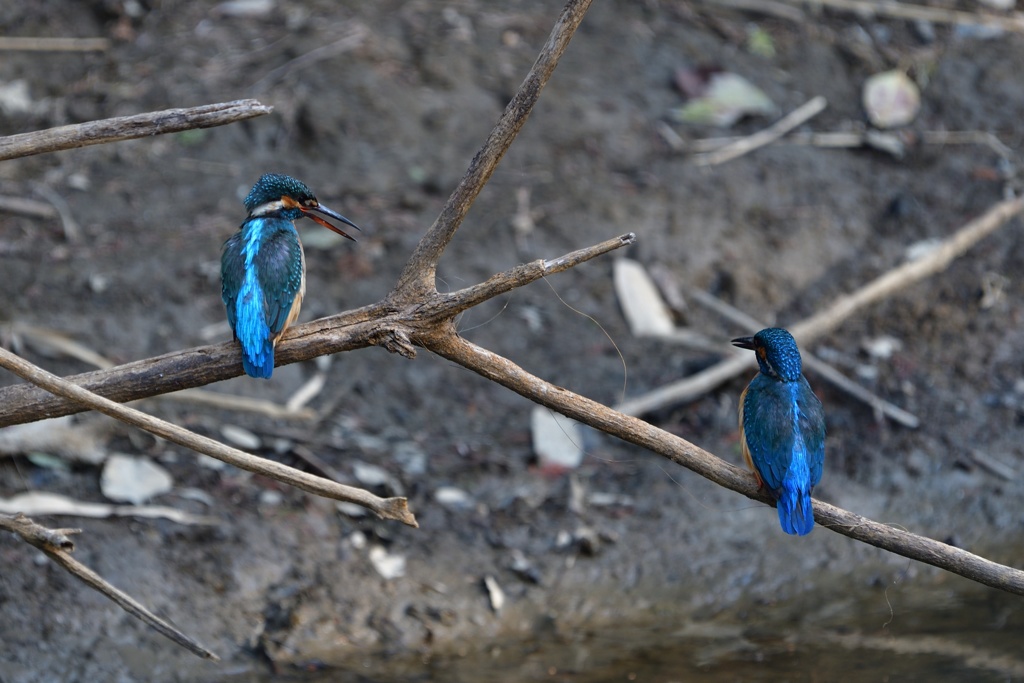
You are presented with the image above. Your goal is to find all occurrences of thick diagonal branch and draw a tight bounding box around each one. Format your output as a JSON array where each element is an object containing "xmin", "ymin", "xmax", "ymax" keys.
[{"xmin": 426, "ymin": 333, "xmax": 1024, "ymax": 596}]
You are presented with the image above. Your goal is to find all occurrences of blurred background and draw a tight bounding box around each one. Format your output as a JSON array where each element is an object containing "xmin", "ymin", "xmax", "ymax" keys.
[{"xmin": 1, "ymin": 1, "xmax": 1024, "ymax": 680}]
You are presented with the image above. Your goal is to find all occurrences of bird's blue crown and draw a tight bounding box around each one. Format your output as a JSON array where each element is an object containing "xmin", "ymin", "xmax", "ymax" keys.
[
  {"xmin": 244, "ymin": 173, "xmax": 316, "ymax": 214},
  {"xmin": 752, "ymin": 327, "xmax": 803, "ymax": 382}
]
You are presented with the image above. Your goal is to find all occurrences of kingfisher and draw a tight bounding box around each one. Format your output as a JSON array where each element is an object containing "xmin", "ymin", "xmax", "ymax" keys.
[
  {"xmin": 732, "ymin": 328, "xmax": 825, "ymax": 536},
  {"xmin": 221, "ymin": 173, "xmax": 358, "ymax": 379}
]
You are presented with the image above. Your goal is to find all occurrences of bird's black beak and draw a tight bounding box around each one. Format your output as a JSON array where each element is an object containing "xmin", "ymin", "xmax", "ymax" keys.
[
  {"xmin": 731, "ymin": 336, "xmax": 755, "ymax": 350},
  {"xmin": 302, "ymin": 202, "xmax": 361, "ymax": 242}
]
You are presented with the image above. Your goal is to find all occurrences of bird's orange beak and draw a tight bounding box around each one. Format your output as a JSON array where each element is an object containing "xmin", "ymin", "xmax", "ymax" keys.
[{"xmin": 302, "ymin": 202, "xmax": 360, "ymax": 242}]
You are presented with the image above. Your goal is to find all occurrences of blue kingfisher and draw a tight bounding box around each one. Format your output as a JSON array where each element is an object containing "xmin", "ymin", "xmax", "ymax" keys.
[{"xmin": 221, "ymin": 173, "xmax": 359, "ymax": 379}]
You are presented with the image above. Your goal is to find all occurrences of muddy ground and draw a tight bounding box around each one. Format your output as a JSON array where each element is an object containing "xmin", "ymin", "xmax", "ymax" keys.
[{"xmin": 2, "ymin": 1, "xmax": 1024, "ymax": 681}]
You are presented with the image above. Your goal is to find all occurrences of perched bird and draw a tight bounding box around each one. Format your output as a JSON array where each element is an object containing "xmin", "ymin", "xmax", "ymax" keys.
[
  {"xmin": 221, "ymin": 173, "xmax": 359, "ymax": 379},
  {"xmin": 732, "ymin": 328, "xmax": 825, "ymax": 536}
]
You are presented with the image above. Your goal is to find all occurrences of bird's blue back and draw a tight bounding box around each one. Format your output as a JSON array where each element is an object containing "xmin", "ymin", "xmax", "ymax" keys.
[
  {"xmin": 221, "ymin": 216, "xmax": 304, "ymax": 378},
  {"xmin": 737, "ymin": 328, "xmax": 825, "ymax": 536}
]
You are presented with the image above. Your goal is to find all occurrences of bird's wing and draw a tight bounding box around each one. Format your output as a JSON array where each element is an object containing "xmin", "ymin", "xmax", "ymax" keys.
[
  {"xmin": 797, "ymin": 377, "xmax": 826, "ymax": 487},
  {"xmin": 221, "ymin": 232, "xmax": 245, "ymax": 332},
  {"xmin": 254, "ymin": 228, "xmax": 304, "ymax": 339},
  {"xmin": 741, "ymin": 378, "xmax": 796, "ymax": 492}
]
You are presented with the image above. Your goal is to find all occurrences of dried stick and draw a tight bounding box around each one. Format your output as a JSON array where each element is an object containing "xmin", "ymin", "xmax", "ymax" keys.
[
  {"xmin": 156, "ymin": 389, "xmax": 316, "ymax": 421},
  {"xmin": 793, "ymin": 0, "xmax": 1024, "ymax": 33},
  {"xmin": 0, "ymin": 195, "xmax": 58, "ymax": 218},
  {"xmin": 687, "ymin": 129, "xmax": 1014, "ymax": 160},
  {"xmin": 616, "ymin": 195, "xmax": 1024, "ymax": 415},
  {"xmin": 0, "ymin": 37, "xmax": 110, "ymax": 52},
  {"xmin": 696, "ymin": 0, "xmax": 1024, "ymax": 33},
  {"xmin": 0, "ymin": 234, "xmax": 632, "ymax": 427},
  {"xmin": 426, "ymin": 333, "xmax": 1024, "ymax": 596},
  {"xmin": 0, "ymin": 512, "xmax": 219, "ymax": 660},
  {"xmin": 393, "ymin": 0, "xmax": 595, "ymax": 299},
  {"xmin": 0, "ymin": 100, "xmax": 273, "ymax": 162},
  {"xmin": 692, "ymin": 96, "xmax": 828, "ymax": 166},
  {"xmin": 686, "ymin": 287, "xmax": 920, "ymax": 427},
  {"xmin": 250, "ymin": 24, "xmax": 368, "ymax": 93},
  {"xmin": 0, "ymin": 346, "xmax": 416, "ymax": 527}
]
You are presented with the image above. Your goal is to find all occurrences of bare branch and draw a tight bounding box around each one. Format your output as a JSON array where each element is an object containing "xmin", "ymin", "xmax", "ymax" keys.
[
  {"xmin": 695, "ymin": 0, "xmax": 1024, "ymax": 32},
  {"xmin": 616, "ymin": 195, "xmax": 1024, "ymax": 416},
  {"xmin": 0, "ymin": 512, "xmax": 219, "ymax": 660},
  {"xmin": 392, "ymin": 0, "xmax": 595, "ymax": 299},
  {"xmin": 422, "ymin": 232, "xmax": 637, "ymax": 318},
  {"xmin": 426, "ymin": 333, "xmax": 1024, "ymax": 596},
  {"xmin": 0, "ymin": 234, "xmax": 635, "ymax": 427},
  {"xmin": 0, "ymin": 346, "xmax": 417, "ymax": 527},
  {"xmin": 0, "ymin": 100, "xmax": 273, "ymax": 162},
  {"xmin": 0, "ymin": 37, "xmax": 110, "ymax": 52}
]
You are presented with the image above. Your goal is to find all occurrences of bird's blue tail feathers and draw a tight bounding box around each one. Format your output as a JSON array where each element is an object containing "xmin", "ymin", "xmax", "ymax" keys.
[
  {"xmin": 241, "ymin": 340, "xmax": 274, "ymax": 379},
  {"xmin": 236, "ymin": 271, "xmax": 274, "ymax": 379},
  {"xmin": 774, "ymin": 458, "xmax": 815, "ymax": 532}
]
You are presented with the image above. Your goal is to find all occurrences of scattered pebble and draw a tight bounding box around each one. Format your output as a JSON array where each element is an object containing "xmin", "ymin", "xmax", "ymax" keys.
[
  {"xmin": 394, "ymin": 441, "xmax": 427, "ymax": 476},
  {"xmin": 353, "ymin": 461, "xmax": 395, "ymax": 489},
  {"xmin": 369, "ymin": 546, "xmax": 406, "ymax": 580},
  {"xmin": 213, "ymin": 0, "xmax": 275, "ymax": 17},
  {"xmin": 100, "ymin": 454, "xmax": 173, "ymax": 505},
  {"xmin": 435, "ymin": 486, "xmax": 474, "ymax": 510},
  {"xmin": 259, "ymin": 489, "xmax": 284, "ymax": 506},
  {"xmin": 588, "ymin": 492, "xmax": 635, "ymax": 508},
  {"xmin": 196, "ymin": 454, "xmax": 228, "ymax": 470},
  {"xmin": 221, "ymin": 424, "xmax": 262, "ymax": 450},
  {"xmin": 862, "ymin": 335, "xmax": 902, "ymax": 360},
  {"xmin": 904, "ymin": 238, "xmax": 942, "ymax": 262},
  {"xmin": 0, "ymin": 80, "xmax": 35, "ymax": 115},
  {"xmin": 531, "ymin": 407, "xmax": 584, "ymax": 471},
  {"xmin": 336, "ymin": 501, "xmax": 369, "ymax": 518},
  {"xmin": 348, "ymin": 530, "xmax": 367, "ymax": 549},
  {"xmin": 863, "ymin": 70, "xmax": 920, "ymax": 129},
  {"xmin": 509, "ymin": 549, "xmax": 542, "ymax": 585},
  {"xmin": 483, "ymin": 575, "xmax": 505, "ymax": 612}
]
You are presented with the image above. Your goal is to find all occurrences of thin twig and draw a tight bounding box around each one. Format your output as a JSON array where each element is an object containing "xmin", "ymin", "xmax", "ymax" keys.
[
  {"xmin": 156, "ymin": 388, "xmax": 316, "ymax": 420},
  {"xmin": 0, "ymin": 100, "xmax": 273, "ymax": 162},
  {"xmin": 427, "ymin": 333, "xmax": 1024, "ymax": 596},
  {"xmin": 696, "ymin": 0, "xmax": 1024, "ymax": 33},
  {"xmin": 393, "ymin": 0, "xmax": 596, "ymax": 299},
  {"xmin": 616, "ymin": 195, "xmax": 1024, "ymax": 415},
  {"xmin": 687, "ymin": 129, "xmax": 1015, "ymax": 160},
  {"xmin": 0, "ymin": 346, "xmax": 416, "ymax": 527},
  {"xmin": 250, "ymin": 24, "xmax": 368, "ymax": 93},
  {"xmin": 0, "ymin": 512, "xmax": 219, "ymax": 659},
  {"xmin": 30, "ymin": 182, "xmax": 82, "ymax": 243},
  {"xmin": 793, "ymin": 0, "xmax": 1024, "ymax": 33},
  {"xmin": 0, "ymin": 37, "xmax": 110, "ymax": 52},
  {"xmin": 686, "ymin": 287, "xmax": 920, "ymax": 427},
  {"xmin": 0, "ymin": 195, "xmax": 58, "ymax": 219},
  {"xmin": 692, "ymin": 96, "xmax": 828, "ymax": 166}
]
